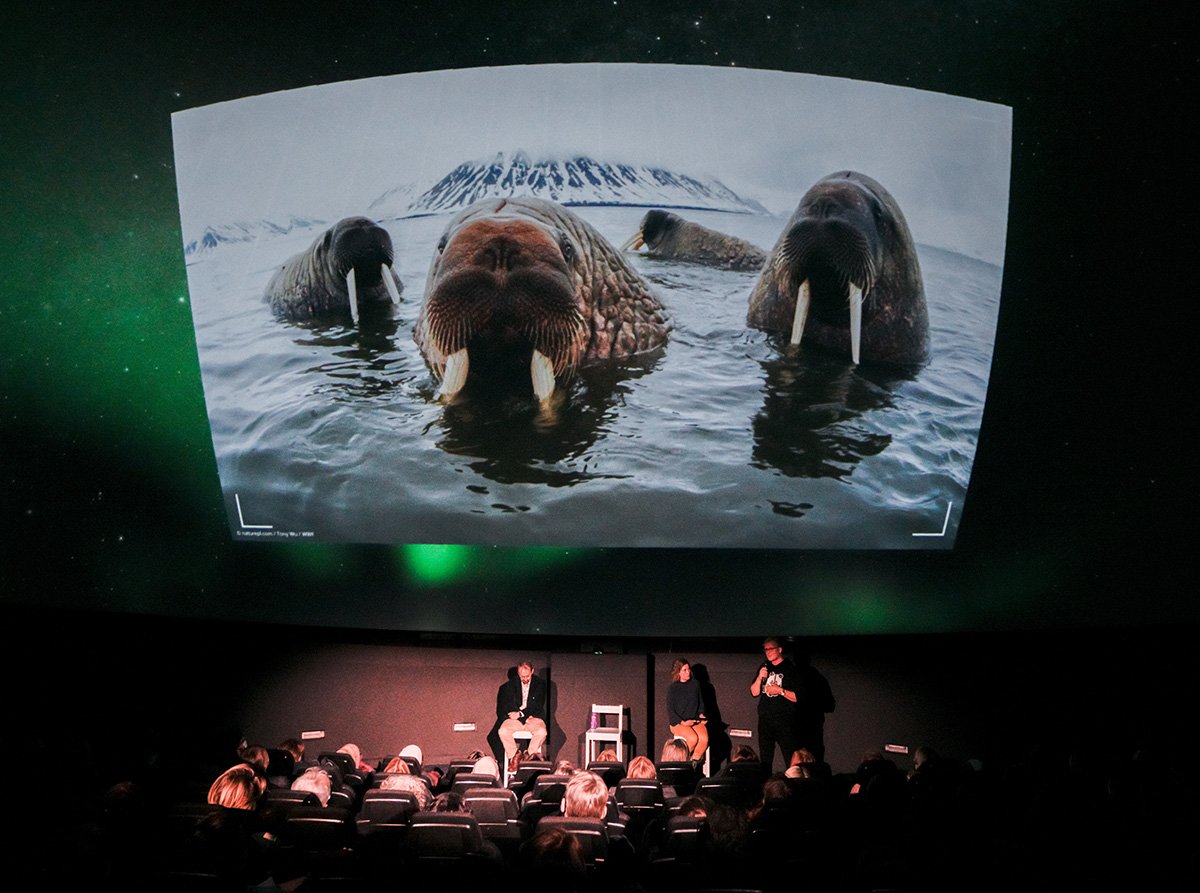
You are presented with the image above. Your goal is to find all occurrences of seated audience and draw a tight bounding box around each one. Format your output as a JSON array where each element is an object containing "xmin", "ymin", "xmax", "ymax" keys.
[
  {"xmin": 338, "ymin": 742, "xmax": 373, "ymax": 773},
  {"xmin": 562, "ymin": 770, "xmax": 609, "ymax": 818},
  {"xmin": 661, "ymin": 738, "xmax": 692, "ymax": 763},
  {"xmin": 208, "ymin": 764, "xmax": 266, "ymax": 810},
  {"xmin": 472, "ymin": 754, "xmax": 502, "ymax": 781},
  {"xmin": 521, "ymin": 827, "xmax": 587, "ymax": 891},
  {"xmin": 626, "ymin": 755, "xmax": 658, "ymax": 780},
  {"xmin": 290, "ymin": 765, "xmax": 332, "ymax": 807},
  {"xmin": 278, "ymin": 738, "xmax": 304, "ymax": 765},
  {"xmin": 192, "ymin": 765, "xmax": 272, "ymax": 883},
  {"xmin": 238, "ymin": 744, "xmax": 270, "ymax": 776},
  {"xmin": 379, "ymin": 757, "xmax": 434, "ymax": 809}
]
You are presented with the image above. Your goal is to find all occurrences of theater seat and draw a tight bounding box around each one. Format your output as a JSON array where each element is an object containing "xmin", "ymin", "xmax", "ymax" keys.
[
  {"xmin": 357, "ymin": 789, "xmax": 419, "ymax": 833},
  {"xmin": 450, "ymin": 772, "xmax": 500, "ymax": 797},
  {"xmin": 536, "ymin": 816, "xmax": 610, "ymax": 865},
  {"xmin": 615, "ymin": 778, "xmax": 666, "ymax": 813},
  {"xmin": 656, "ymin": 760, "xmax": 701, "ymax": 797},
  {"xmin": 406, "ymin": 811, "xmax": 487, "ymax": 861},
  {"xmin": 462, "ymin": 787, "xmax": 522, "ymax": 842}
]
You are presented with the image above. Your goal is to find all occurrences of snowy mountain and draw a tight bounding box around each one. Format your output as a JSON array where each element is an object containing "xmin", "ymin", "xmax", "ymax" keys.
[
  {"xmin": 185, "ymin": 153, "xmax": 768, "ymax": 257},
  {"xmin": 397, "ymin": 151, "xmax": 769, "ymax": 216},
  {"xmin": 366, "ymin": 181, "xmax": 419, "ymax": 220},
  {"xmin": 183, "ymin": 215, "xmax": 327, "ymax": 257}
]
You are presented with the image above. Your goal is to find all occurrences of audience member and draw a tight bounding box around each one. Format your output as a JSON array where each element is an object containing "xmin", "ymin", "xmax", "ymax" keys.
[
  {"xmin": 562, "ymin": 770, "xmax": 608, "ymax": 818},
  {"xmin": 521, "ymin": 827, "xmax": 587, "ymax": 891},
  {"xmin": 238, "ymin": 745, "xmax": 270, "ymax": 776},
  {"xmin": 290, "ymin": 765, "xmax": 332, "ymax": 807},
  {"xmin": 472, "ymin": 754, "xmax": 502, "ymax": 781},
  {"xmin": 207, "ymin": 764, "xmax": 265, "ymax": 810},
  {"xmin": 626, "ymin": 755, "xmax": 657, "ymax": 780},
  {"xmin": 379, "ymin": 758, "xmax": 434, "ymax": 809},
  {"xmin": 661, "ymin": 738, "xmax": 692, "ymax": 763},
  {"xmin": 337, "ymin": 742, "xmax": 372, "ymax": 773}
]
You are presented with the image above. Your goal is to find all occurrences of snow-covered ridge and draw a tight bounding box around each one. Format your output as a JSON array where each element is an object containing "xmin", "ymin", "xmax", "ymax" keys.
[
  {"xmin": 183, "ymin": 215, "xmax": 327, "ymax": 257},
  {"xmin": 398, "ymin": 150, "xmax": 768, "ymax": 216},
  {"xmin": 185, "ymin": 152, "xmax": 768, "ymax": 252}
]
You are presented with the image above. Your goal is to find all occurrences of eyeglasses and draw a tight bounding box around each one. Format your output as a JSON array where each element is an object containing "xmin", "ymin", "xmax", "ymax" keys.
[{"xmin": 763, "ymin": 646, "xmax": 780, "ymax": 654}]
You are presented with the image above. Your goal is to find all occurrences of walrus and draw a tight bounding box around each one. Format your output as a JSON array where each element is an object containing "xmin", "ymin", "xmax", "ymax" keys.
[
  {"xmin": 265, "ymin": 216, "xmax": 402, "ymax": 323},
  {"xmin": 414, "ymin": 197, "xmax": 671, "ymax": 403},
  {"xmin": 621, "ymin": 209, "xmax": 768, "ymax": 271},
  {"xmin": 747, "ymin": 171, "xmax": 929, "ymax": 366}
]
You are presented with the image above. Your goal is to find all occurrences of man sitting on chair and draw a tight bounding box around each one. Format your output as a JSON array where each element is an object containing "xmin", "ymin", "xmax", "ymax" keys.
[{"xmin": 493, "ymin": 661, "xmax": 549, "ymax": 763}]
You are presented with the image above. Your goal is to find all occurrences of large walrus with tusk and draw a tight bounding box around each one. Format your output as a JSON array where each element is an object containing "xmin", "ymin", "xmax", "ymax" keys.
[
  {"xmin": 622, "ymin": 208, "xmax": 767, "ymax": 271},
  {"xmin": 265, "ymin": 216, "xmax": 403, "ymax": 324},
  {"xmin": 747, "ymin": 171, "xmax": 929, "ymax": 366},
  {"xmin": 414, "ymin": 197, "xmax": 671, "ymax": 404}
]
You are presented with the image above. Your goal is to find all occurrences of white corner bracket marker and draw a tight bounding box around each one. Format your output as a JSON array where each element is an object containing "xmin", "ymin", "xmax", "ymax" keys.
[
  {"xmin": 234, "ymin": 493, "xmax": 274, "ymax": 530},
  {"xmin": 912, "ymin": 501, "xmax": 953, "ymax": 538}
]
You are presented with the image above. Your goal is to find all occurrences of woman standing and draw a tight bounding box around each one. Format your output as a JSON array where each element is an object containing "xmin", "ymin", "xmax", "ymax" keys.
[{"xmin": 667, "ymin": 658, "xmax": 708, "ymax": 763}]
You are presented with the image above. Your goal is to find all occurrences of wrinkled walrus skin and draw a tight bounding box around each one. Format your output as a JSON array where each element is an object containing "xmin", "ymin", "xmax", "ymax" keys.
[
  {"xmin": 624, "ymin": 208, "xmax": 767, "ymax": 271},
  {"xmin": 265, "ymin": 216, "xmax": 402, "ymax": 322},
  {"xmin": 747, "ymin": 171, "xmax": 929, "ymax": 367},
  {"xmin": 415, "ymin": 197, "xmax": 671, "ymax": 402}
]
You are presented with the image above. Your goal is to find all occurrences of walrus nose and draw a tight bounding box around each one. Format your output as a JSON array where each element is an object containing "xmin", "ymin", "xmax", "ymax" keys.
[
  {"xmin": 808, "ymin": 198, "xmax": 840, "ymax": 219},
  {"xmin": 481, "ymin": 239, "xmax": 524, "ymax": 272}
]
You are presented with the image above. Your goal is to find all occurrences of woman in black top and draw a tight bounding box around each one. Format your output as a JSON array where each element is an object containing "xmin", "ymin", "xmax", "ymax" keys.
[{"xmin": 667, "ymin": 658, "xmax": 708, "ymax": 763}]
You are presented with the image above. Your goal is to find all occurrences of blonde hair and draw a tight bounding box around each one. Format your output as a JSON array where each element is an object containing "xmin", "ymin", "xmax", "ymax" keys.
[
  {"xmin": 626, "ymin": 756, "xmax": 657, "ymax": 779},
  {"xmin": 207, "ymin": 764, "xmax": 264, "ymax": 810},
  {"xmin": 338, "ymin": 743, "xmax": 363, "ymax": 769},
  {"xmin": 660, "ymin": 738, "xmax": 691, "ymax": 762},
  {"xmin": 563, "ymin": 771, "xmax": 608, "ymax": 818}
]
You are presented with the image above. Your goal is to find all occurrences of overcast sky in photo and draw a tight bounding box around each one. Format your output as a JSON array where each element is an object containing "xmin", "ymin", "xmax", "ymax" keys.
[{"xmin": 173, "ymin": 63, "xmax": 1011, "ymax": 263}]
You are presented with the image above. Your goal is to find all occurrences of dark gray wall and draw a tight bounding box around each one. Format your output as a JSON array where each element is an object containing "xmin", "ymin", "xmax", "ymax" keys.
[{"xmin": 230, "ymin": 639, "xmax": 1003, "ymax": 772}]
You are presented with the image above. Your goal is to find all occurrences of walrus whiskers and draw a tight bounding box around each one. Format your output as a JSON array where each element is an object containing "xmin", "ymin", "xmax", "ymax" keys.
[
  {"xmin": 748, "ymin": 171, "xmax": 928, "ymax": 366},
  {"xmin": 416, "ymin": 197, "xmax": 670, "ymax": 405}
]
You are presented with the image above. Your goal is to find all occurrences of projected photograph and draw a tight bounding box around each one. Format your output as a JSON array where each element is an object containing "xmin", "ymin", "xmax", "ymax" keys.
[{"xmin": 172, "ymin": 64, "xmax": 1011, "ymax": 548}]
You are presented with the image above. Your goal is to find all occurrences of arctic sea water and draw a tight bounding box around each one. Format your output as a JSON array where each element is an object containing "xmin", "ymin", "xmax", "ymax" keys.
[{"xmin": 186, "ymin": 207, "xmax": 1001, "ymax": 549}]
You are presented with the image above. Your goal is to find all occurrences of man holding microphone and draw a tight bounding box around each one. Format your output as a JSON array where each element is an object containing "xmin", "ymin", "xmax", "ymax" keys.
[{"xmin": 749, "ymin": 637, "xmax": 800, "ymax": 772}]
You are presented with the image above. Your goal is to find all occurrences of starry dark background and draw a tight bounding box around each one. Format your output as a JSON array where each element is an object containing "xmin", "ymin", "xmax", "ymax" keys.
[{"xmin": 1, "ymin": 1, "xmax": 1192, "ymax": 636}]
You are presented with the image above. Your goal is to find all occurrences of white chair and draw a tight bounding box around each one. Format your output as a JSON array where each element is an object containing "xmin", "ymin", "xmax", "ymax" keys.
[{"xmin": 584, "ymin": 704, "xmax": 627, "ymax": 764}]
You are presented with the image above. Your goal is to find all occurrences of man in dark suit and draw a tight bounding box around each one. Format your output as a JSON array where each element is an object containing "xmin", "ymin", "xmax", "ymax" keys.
[{"xmin": 492, "ymin": 661, "xmax": 548, "ymax": 763}]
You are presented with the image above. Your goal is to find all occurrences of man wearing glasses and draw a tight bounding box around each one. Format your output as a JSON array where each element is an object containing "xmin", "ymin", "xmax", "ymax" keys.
[{"xmin": 750, "ymin": 637, "xmax": 800, "ymax": 771}]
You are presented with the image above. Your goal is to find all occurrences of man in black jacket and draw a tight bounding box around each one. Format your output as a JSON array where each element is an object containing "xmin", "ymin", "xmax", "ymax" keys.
[{"xmin": 492, "ymin": 661, "xmax": 549, "ymax": 763}]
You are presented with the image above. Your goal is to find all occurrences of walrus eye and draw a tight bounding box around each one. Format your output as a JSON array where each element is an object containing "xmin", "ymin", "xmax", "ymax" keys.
[
  {"xmin": 559, "ymin": 235, "xmax": 576, "ymax": 264},
  {"xmin": 436, "ymin": 234, "xmax": 448, "ymax": 254}
]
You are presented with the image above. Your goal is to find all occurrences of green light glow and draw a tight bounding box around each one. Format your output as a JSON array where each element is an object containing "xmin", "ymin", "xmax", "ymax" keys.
[{"xmin": 401, "ymin": 544, "xmax": 584, "ymax": 586}]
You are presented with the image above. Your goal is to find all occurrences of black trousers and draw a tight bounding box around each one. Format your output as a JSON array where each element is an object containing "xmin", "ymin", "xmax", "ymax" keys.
[{"xmin": 758, "ymin": 712, "xmax": 799, "ymax": 772}]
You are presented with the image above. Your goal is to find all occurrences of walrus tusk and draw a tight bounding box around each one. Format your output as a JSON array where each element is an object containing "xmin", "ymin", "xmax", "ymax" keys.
[
  {"xmin": 789, "ymin": 279, "xmax": 810, "ymax": 346},
  {"xmin": 346, "ymin": 268, "xmax": 359, "ymax": 324},
  {"xmin": 849, "ymin": 282, "xmax": 863, "ymax": 365},
  {"xmin": 619, "ymin": 232, "xmax": 645, "ymax": 252},
  {"xmin": 439, "ymin": 348, "xmax": 469, "ymax": 400},
  {"xmin": 531, "ymin": 349, "xmax": 556, "ymax": 402},
  {"xmin": 382, "ymin": 264, "xmax": 401, "ymax": 305}
]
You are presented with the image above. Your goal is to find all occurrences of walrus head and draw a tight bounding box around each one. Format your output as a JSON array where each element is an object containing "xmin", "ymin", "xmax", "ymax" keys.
[
  {"xmin": 622, "ymin": 209, "xmax": 681, "ymax": 253},
  {"xmin": 321, "ymin": 217, "xmax": 402, "ymax": 320},
  {"xmin": 771, "ymin": 175, "xmax": 889, "ymax": 365},
  {"xmin": 416, "ymin": 203, "xmax": 589, "ymax": 403},
  {"xmin": 752, "ymin": 171, "xmax": 927, "ymax": 366}
]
